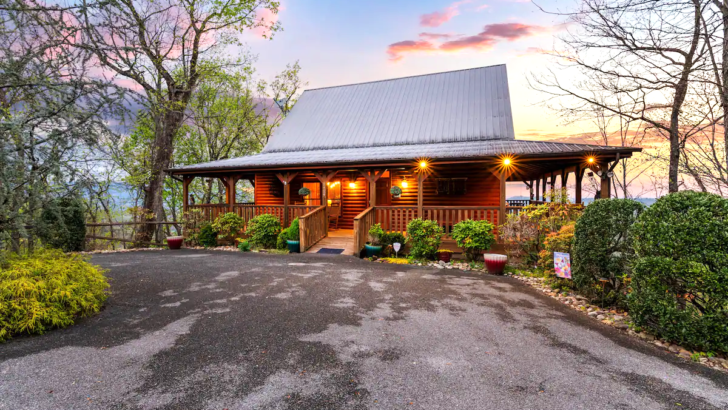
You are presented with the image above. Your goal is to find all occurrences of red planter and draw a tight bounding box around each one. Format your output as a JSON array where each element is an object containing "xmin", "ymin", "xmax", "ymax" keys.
[
  {"xmin": 437, "ymin": 252, "xmax": 452, "ymax": 263},
  {"xmin": 483, "ymin": 253, "xmax": 507, "ymax": 275},
  {"xmin": 166, "ymin": 236, "xmax": 184, "ymax": 250}
]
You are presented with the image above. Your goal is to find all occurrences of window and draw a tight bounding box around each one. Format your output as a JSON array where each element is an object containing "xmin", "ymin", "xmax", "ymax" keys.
[
  {"xmin": 436, "ymin": 178, "xmax": 467, "ymax": 196},
  {"xmin": 436, "ymin": 178, "xmax": 450, "ymax": 195},
  {"xmin": 302, "ymin": 182, "xmax": 322, "ymax": 206}
]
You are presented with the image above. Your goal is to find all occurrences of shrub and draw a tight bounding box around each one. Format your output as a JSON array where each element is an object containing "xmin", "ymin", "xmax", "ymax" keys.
[
  {"xmin": 238, "ymin": 240, "xmax": 251, "ymax": 252},
  {"xmin": 37, "ymin": 197, "xmax": 86, "ymax": 252},
  {"xmin": 211, "ymin": 212, "xmax": 245, "ymax": 241},
  {"xmin": 451, "ymin": 219, "xmax": 496, "ymax": 261},
  {"xmin": 380, "ymin": 231, "xmax": 405, "ymax": 257},
  {"xmin": 572, "ymin": 199, "xmax": 644, "ymax": 304},
  {"xmin": 182, "ymin": 209, "xmax": 206, "ymax": 246},
  {"xmin": 198, "ymin": 224, "xmax": 218, "ymax": 248},
  {"xmin": 277, "ymin": 217, "xmax": 300, "ymax": 250},
  {"xmin": 368, "ymin": 223, "xmax": 385, "ymax": 246},
  {"xmin": 538, "ymin": 222, "xmax": 575, "ymax": 274},
  {"xmin": 406, "ymin": 219, "xmax": 443, "ymax": 260},
  {"xmin": 0, "ymin": 249, "xmax": 109, "ymax": 342},
  {"xmin": 628, "ymin": 191, "xmax": 728, "ymax": 353},
  {"xmin": 245, "ymin": 214, "xmax": 281, "ymax": 249}
]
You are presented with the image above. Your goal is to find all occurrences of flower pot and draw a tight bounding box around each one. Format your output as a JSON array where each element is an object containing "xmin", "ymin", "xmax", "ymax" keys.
[
  {"xmin": 166, "ymin": 236, "xmax": 184, "ymax": 250},
  {"xmin": 437, "ymin": 252, "xmax": 452, "ymax": 263},
  {"xmin": 365, "ymin": 243, "xmax": 382, "ymax": 257},
  {"xmin": 287, "ymin": 240, "xmax": 300, "ymax": 253},
  {"xmin": 483, "ymin": 253, "xmax": 507, "ymax": 275}
]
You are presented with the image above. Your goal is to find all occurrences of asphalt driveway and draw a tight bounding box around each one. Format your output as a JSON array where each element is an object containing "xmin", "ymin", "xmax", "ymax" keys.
[{"xmin": 1, "ymin": 249, "xmax": 727, "ymax": 410}]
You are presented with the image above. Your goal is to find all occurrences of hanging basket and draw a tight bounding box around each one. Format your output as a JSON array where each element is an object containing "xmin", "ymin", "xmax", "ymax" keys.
[
  {"xmin": 390, "ymin": 186, "xmax": 402, "ymax": 199},
  {"xmin": 298, "ymin": 187, "xmax": 311, "ymax": 196}
]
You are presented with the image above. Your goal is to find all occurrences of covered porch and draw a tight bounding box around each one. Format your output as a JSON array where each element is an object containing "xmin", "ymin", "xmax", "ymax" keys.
[{"xmin": 173, "ymin": 152, "xmax": 622, "ymax": 256}]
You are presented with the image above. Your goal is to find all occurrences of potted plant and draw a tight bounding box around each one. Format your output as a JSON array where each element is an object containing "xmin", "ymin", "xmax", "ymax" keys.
[
  {"xmin": 166, "ymin": 236, "xmax": 184, "ymax": 249},
  {"xmin": 365, "ymin": 223, "xmax": 385, "ymax": 257},
  {"xmin": 436, "ymin": 249, "xmax": 453, "ymax": 263},
  {"xmin": 298, "ymin": 187, "xmax": 311, "ymax": 197},
  {"xmin": 284, "ymin": 218, "xmax": 300, "ymax": 253},
  {"xmin": 390, "ymin": 186, "xmax": 402, "ymax": 199}
]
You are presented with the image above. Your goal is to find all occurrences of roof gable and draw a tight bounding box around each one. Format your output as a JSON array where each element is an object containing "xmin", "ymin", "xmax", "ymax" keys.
[{"xmin": 262, "ymin": 65, "xmax": 515, "ymax": 153}]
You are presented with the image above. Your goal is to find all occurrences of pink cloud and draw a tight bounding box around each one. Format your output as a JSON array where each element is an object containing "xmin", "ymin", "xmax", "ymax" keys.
[
  {"xmin": 420, "ymin": 0, "xmax": 472, "ymax": 27},
  {"xmin": 387, "ymin": 40, "xmax": 437, "ymax": 62},
  {"xmin": 388, "ymin": 22, "xmax": 552, "ymax": 61},
  {"xmin": 476, "ymin": 4, "xmax": 489, "ymax": 10},
  {"xmin": 250, "ymin": 4, "xmax": 283, "ymax": 39}
]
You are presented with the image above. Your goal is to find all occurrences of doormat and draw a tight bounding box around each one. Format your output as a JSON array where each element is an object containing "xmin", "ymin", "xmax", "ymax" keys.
[{"xmin": 317, "ymin": 248, "xmax": 344, "ymax": 254}]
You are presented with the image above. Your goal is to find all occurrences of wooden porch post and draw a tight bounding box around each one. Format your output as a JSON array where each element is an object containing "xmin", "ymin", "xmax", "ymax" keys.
[
  {"xmin": 550, "ymin": 171, "xmax": 556, "ymax": 194},
  {"xmin": 575, "ymin": 165, "xmax": 584, "ymax": 204},
  {"xmin": 535, "ymin": 177, "xmax": 540, "ymax": 202},
  {"xmin": 417, "ymin": 172, "xmax": 426, "ymax": 218},
  {"xmin": 314, "ymin": 171, "xmax": 337, "ymax": 236},
  {"xmin": 541, "ymin": 176, "xmax": 547, "ymax": 201},
  {"xmin": 600, "ymin": 161, "xmax": 611, "ymax": 199},
  {"xmin": 276, "ymin": 172, "xmax": 298, "ymax": 227},
  {"xmin": 499, "ymin": 171, "xmax": 507, "ymax": 225},
  {"xmin": 360, "ymin": 169, "xmax": 386, "ymax": 208},
  {"xmin": 561, "ymin": 169, "xmax": 569, "ymax": 189},
  {"xmin": 528, "ymin": 180, "xmax": 534, "ymax": 201},
  {"xmin": 223, "ymin": 176, "xmax": 236, "ymax": 213},
  {"xmin": 182, "ymin": 176, "xmax": 191, "ymax": 213}
]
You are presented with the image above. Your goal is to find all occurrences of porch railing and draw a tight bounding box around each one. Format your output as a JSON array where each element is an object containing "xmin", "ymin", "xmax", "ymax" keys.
[
  {"xmin": 187, "ymin": 203, "xmax": 318, "ymax": 228},
  {"xmin": 299, "ymin": 205, "xmax": 327, "ymax": 252},
  {"xmin": 423, "ymin": 206, "xmax": 499, "ymax": 235},
  {"xmin": 353, "ymin": 207, "xmax": 376, "ymax": 255}
]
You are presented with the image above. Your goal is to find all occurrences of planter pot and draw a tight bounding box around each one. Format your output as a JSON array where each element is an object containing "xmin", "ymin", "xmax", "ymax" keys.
[
  {"xmin": 166, "ymin": 236, "xmax": 184, "ymax": 250},
  {"xmin": 483, "ymin": 253, "xmax": 508, "ymax": 275},
  {"xmin": 365, "ymin": 243, "xmax": 383, "ymax": 257},
  {"xmin": 437, "ymin": 252, "xmax": 452, "ymax": 263},
  {"xmin": 287, "ymin": 240, "xmax": 301, "ymax": 253}
]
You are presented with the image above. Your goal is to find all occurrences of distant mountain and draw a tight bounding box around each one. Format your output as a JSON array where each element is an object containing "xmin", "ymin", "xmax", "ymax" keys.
[{"xmin": 507, "ymin": 195, "xmax": 657, "ymax": 206}]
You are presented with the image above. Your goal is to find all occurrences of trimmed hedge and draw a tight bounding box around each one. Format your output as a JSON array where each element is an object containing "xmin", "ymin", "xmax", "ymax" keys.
[
  {"xmin": 451, "ymin": 219, "xmax": 496, "ymax": 261},
  {"xmin": 198, "ymin": 224, "xmax": 218, "ymax": 248},
  {"xmin": 629, "ymin": 191, "xmax": 728, "ymax": 353},
  {"xmin": 0, "ymin": 249, "xmax": 109, "ymax": 342},
  {"xmin": 572, "ymin": 199, "xmax": 644, "ymax": 304},
  {"xmin": 246, "ymin": 214, "xmax": 282, "ymax": 249},
  {"xmin": 37, "ymin": 197, "xmax": 86, "ymax": 252},
  {"xmin": 406, "ymin": 219, "xmax": 443, "ymax": 260},
  {"xmin": 211, "ymin": 212, "xmax": 245, "ymax": 241}
]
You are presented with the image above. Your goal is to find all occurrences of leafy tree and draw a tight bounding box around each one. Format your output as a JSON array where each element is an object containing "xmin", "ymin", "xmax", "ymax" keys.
[{"xmin": 37, "ymin": 197, "xmax": 87, "ymax": 252}]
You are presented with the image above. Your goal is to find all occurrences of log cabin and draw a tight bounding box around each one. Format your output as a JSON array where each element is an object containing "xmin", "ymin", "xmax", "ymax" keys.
[{"xmin": 168, "ymin": 65, "xmax": 641, "ymax": 255}]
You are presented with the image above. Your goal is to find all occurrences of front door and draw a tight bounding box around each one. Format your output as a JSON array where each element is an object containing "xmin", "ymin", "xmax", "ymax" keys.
[{"xmin": 375, "ymin": 178, "xmax": 391, "ymax": 206}]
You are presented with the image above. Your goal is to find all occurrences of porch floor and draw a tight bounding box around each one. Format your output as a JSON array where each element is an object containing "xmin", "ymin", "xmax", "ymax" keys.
[{"xmin": 305, "ymin": 229, "xmax": 355, "ymax": 255}]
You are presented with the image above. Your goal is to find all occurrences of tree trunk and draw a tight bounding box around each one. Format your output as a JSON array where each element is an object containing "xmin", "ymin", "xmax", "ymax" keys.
[{"xmin": 138, "ymin": 99, "xmax": 187, "ymax": 243}]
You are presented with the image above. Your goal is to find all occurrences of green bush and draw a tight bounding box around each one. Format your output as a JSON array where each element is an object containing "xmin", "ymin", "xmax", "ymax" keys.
[
  {"xmin": 381, "ymin": 231, "xmax": 405, "ymax": 247},
  {"xmin": 0, "ymin": 249, "xmax": 109, "ymax": 342},
  {"xmin": 37, "ymin": 197, "xmax": 86, "ymax": 252},
  {"xmin": 406, "ymin": 219, "xmax": 443, "ymax": 260},
  {"xmin": 368, "ymin": 223, "xmax": 385, "ymax": 246},
  {"xmin": 451, "ymin": 219, "xmax": 496, "ymax": 261},
  {"xmin": 198, "ymin": 224, "xmax": 218, "ymax": 248},
  {"xmin": 628, "ymin": 191, "xmax": 728, "ymax": 353},
  {"xmin": 238, "ymin": 240, "xmax": 251, "ymax": 252},
  {"xmin": 245, "ymin": 214, "xmax": 282, "ymax": 249},
  {"xmin": 277, "ymin": 217, "xmax": 300, "ymax": 250},
  {"xmin": 211, "ymin": 212, "xmax": 245, "ymax": 241},
  {"xmin": 572, "ymin": 199, "xmax": 644, "ymax": 304}
]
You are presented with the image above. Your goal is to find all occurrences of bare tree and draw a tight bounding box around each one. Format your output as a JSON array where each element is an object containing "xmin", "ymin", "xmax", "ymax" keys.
[
  {"xmin": 531, "ymin": 0, "xmax": 711, "ymax": 193},
  {"xmin": 15, "ymin": 0, "xmax": 281, "ymax": 241}
]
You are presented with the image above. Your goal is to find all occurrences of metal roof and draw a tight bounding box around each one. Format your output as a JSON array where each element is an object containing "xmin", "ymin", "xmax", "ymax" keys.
[
  {"xmin": 261, "ymin": 65, "xmax": 515, "ymax": 153},
  {"xmin": 171, "ymin": 140, "xmax": 640, "ymax": 173}
]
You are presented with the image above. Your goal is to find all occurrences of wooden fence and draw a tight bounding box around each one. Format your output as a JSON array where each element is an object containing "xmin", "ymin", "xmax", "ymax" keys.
[{"xmin": 86, "ymin": 221, "xmax": 182, "ymax": 249}]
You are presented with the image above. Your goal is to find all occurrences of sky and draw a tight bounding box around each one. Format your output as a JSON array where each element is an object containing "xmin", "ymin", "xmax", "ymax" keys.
[{"xmin": 243, "ymin": 0, "xmax": 583, "ymax": 142}]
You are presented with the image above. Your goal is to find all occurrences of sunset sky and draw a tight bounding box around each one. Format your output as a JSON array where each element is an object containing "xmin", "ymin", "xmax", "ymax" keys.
[{"xmin": 244, "ymin": 0, "xmax": 583, "ymax": 143}]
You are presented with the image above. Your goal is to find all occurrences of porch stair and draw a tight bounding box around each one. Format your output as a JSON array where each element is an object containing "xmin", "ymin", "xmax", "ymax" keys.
[{"xmin": 305, "ymin": 229, "xmax": 355, "ymax": 255}]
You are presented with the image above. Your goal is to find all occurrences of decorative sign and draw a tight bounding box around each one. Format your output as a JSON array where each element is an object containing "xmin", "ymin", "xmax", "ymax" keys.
[
  {"xmin": 393, "ymin": 242, "xmax": 402, "ymax": 258},
  {"xmin": 554, "ymin": 252, "xmax": 572, "ymax": 279}
]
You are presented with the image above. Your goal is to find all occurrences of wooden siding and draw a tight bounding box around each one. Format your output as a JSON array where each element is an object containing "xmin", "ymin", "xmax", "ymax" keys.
[{"xmin": 389, "ymin": 164, "xmax": 500, "ymax": 208}]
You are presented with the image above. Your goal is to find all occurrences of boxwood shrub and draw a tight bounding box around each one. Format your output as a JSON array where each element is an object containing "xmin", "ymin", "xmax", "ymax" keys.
[
  {"xmin": 198, "ymin": 223, "xmax": 218, "ymax": 248},
  {"xmin": 246, "ymin": 214, "xmax": 282, "ymax": 249},
  {"xmin": 572, "ymin": 199, "xmax": 644, "ymax": 304},
  {"xmin": 277, "ymin": 217, "xmax": 300, "ymax": 250},
  {"xmin": 0, "ymin": 249, "xmax": 109, "ymax": 342},
  {"xmin": 451, "ymin": 219, "xmax": 496, "ymax": 261},
  {"xmin": 629, "ymin": 191, "xmax": 728, "ymax": 353},
  {"xmin": 406, "ymin": 219, "xmax": 443, "ymax": 260}
]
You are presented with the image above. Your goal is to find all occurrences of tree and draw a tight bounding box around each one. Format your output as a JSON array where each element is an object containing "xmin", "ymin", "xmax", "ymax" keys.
[
  {"xmin": 0, "ymin": 3, "xmax": 122, "ymax": 250},
  {"xmin": 17, "ymin": 0, "xmax": 282, "ymax": 241},
  {"xmin": 531, "ymin": 0, "xmax": 711, "ymax": 193}
]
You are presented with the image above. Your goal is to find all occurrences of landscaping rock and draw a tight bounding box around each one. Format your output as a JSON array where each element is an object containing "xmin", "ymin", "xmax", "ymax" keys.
[
  {"xmin": 596, "ymin": 314, "xmax": 606, "ymax": 320},
  {"xmin": 588, "ymin": 311, "xmax": 598, "ymax": 317}
]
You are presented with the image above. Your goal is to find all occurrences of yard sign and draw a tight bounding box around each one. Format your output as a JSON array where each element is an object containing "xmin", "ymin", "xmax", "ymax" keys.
[{"xmin": 554, "ymin": 252, "xmax": 572, "ymax": 279}]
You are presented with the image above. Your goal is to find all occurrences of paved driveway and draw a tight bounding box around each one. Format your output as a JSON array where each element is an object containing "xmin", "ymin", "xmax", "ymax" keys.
[{"xmin": 1, "ymin": 250, "xmax": 727, "ymax": 410}]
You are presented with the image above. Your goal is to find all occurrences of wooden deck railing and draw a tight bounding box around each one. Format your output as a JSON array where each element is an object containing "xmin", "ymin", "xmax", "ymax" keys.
[
  {"xmin": 188, "ymin": 203, "xmax": 318, "ymax": 228},
  {"xmin": 423, "ymin": 206, "xmax": 499, "ymax": 235},
  {"xmin": 353, "ymin": 207, "xmax": 376, "ymax": 255},
  {"xmin": 299, "ymin": 205, "xmax": 327, "ymax": 252},
  {"xmin": 375, "ymin": 206, "xmax": 418, "ymax": 235}
]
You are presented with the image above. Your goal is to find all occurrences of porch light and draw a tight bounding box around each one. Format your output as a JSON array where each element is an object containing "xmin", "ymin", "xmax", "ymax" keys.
[
  {"xmin": 419, "ymin": 161, "xmax": 428, "ymax": 169},
  {"xmin": 349, "ymin": 181, "xmax": 356, "ymax": 188},
  {"xmin": 401, "ymin": 180, "xmax": 408, "ymax": 188},
  {"xmin": 327, "ymin": 199, "xmax": 332, "ymax": 206},
  {"xmin": 502, "ymin": 158, "xmax": 512, "ymax": 166},
  {"xmin": 587, "ymin": 156, "xmax": 595, "ymax": 164}
]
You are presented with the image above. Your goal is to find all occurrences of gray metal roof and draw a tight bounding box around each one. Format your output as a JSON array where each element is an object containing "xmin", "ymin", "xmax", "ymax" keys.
[
  {"xmin": 262, "ymin": 65, "xmax": 515, "ymax": 153},
  {"xmin": 171, "ymin": 140, "xmax": 640, "ymax": 172}
]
